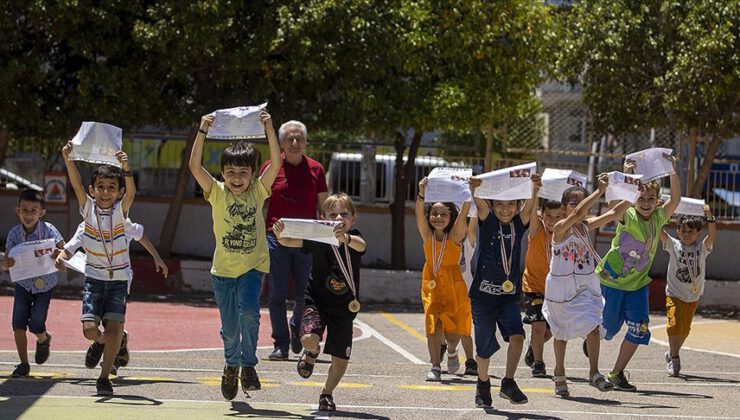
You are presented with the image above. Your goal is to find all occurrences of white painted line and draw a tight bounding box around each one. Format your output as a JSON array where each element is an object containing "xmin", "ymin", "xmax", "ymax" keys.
[
  {"xmin": 651, "ymin": 320, "xmax": 740, "ymax": 359},
  {"xmin": 354, "ymin": 318, "xmax": 426, "ymax": 365}
]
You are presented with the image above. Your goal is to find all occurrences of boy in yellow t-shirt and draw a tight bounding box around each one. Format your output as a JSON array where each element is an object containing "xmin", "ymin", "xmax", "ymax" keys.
[{"xmin": 188, "ymin": 109, "xmax": 281, "ymax": 400}]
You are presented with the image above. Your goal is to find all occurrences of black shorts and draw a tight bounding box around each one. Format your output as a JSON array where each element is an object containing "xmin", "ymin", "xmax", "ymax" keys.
[
  {"xmin": 522, "ymin": 292, "xmax": 549, "ymax": 326},
  {"xmin": 300, "ymin": 304, "xmax": 356, "ymax": 360}
]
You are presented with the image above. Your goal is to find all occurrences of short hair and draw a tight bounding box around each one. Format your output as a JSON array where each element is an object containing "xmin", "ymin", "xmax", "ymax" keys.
[
  {"xmin": 541, "ymin": 198, "xmax": 564, "ymax": 211},
  {"xmin": 221, "ymin": 141, "xmax": 260, "ymax": 173},
  {"xmin": 321, "ymin": 193, "xmax": 357, "ymax": 216},
  {"xmin": 18, "ymin": 188, "xmax": 45, "ymax": 207},
  {"xmin": 278, "ymin": 120, "xmax": 308, "ymax": 142},
  {"xmin": 641, "ymin": 180, "xmax": 661, "ymax": 195},
  {"xmin": 424, "ymin": 202, "xmax": 459, "ymax": 234},
  {"xmin": 679, "ymin": 215, "xmax": 704, "ymax": 231},
  {"xmin": 561, "ymin": 186, "xmax": 587, "ymax": 204},
  {"xmin": 90, "ymin": 165, "xmax": 124, "ymax": 189}
]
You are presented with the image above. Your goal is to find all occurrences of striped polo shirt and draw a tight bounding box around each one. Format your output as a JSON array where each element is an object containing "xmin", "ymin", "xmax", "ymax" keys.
[{"xmin": 81, "ymin": 196, "xmax": 131, "ymax": 281}]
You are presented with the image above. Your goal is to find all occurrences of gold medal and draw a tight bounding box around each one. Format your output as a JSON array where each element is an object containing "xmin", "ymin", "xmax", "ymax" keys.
[
  {"xmin": 691, "ymin": 285, "xmax": 698, "ymax": 294},
  {"xmin": 34, "ymin": 278, "xmax": 45, "ymax": 289},
  {"xmin": 502, "ymin": 279, "xmax": 514, "ymax": 293},
  {"xmin": 348, "ymin": 299, "xmax": 361, "ymax": 313},
  {"xmin": 427, "ymin": 280, "xmax": 436, "ymax": 290}
]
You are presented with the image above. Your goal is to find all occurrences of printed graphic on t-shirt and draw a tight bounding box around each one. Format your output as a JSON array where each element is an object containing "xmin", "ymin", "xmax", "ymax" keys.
[
  {"xmin": 675, "ymin": 247, "xmax": 701, "ymax": 283},
  {"xmin": 221, "ymin": 202, "xmax": 258, "ymax": 254},
  {"xmin": 325, "ymin": 274, "xmax": 350, "ymax": 296},
  {"xmin": 600, "ymin": 231, "xmax": 650, "ymax": 280}
]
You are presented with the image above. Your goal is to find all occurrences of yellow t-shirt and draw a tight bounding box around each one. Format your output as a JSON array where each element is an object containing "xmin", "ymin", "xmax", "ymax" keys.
[{"xmin": 206, "ymin": 180, "xmax": 271, "ymax": 277}]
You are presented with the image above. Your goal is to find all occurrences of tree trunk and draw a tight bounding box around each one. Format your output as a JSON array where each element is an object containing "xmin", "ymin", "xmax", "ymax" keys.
[
  {"xmin": 0, "ymin": 127, "xmax": 9, "ymax": 167},
  {"xmin": 158, "ymin": 126, "xmax": 198, "ymax": 257},
  {"xmin": 689, "ymin": 135, "xmax": 723, "ymax": 199},
  {"xmin": 389, "ymin": 130, "xmax": 423, "ymax": 269}
]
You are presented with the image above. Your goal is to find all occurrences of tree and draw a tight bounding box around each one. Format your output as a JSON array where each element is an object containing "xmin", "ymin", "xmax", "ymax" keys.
[{"xmin": 556, "ymin": 0, "xmax": 740, "ymax": 197}]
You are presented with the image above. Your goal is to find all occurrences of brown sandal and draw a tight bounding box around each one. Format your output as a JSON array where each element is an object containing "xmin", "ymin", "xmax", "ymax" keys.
[{"xmin": 297, "ymin": 349, "xmax": 319, "ymax": 379}]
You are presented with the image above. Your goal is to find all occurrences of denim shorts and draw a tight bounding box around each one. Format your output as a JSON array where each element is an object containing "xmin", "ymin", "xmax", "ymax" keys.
[
  {"xmin": 12, "ymin": 284, "xmax": 54, "ymax": 333},
  {"xmin": 81, "ymin": 278, "xmax": 128, "ymax": 324},
  {"xmin": 471, "ymin": 299, "xmax": 525, "ymax": 359}
]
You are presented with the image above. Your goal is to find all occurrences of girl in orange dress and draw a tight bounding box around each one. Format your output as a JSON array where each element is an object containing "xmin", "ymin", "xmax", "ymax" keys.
[{"xmin": 415, "ymin": 177, "xmax": 472, "ymax": 381}]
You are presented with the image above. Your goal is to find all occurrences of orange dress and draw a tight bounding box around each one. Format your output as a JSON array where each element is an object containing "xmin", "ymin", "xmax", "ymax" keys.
[{"xmin": 421, "ymin": 238, "xmax": 472, "ymax": 336}]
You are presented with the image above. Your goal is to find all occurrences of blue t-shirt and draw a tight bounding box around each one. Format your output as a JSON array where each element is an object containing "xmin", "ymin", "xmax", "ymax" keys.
[{"xmin": 470, "ymin": 211, "xmax": 527, "ymax": 304}]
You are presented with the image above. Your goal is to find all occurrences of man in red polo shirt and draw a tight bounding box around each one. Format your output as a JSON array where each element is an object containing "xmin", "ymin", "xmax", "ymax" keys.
[{"xmin": 260, "ymin": 120, "xmax": 328, "ymax": 360}]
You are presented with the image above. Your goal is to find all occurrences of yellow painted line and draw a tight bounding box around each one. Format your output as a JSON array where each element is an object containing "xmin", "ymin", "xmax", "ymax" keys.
[
  {"xmin": 196, "ymin": 376, "xmax": 279, "ymax": 388},
  {"xmin": 289, "ymin": 381, "xmax": 371, "ymax": 389},
  {"xmin": 382, "ymin": 313, "xmax": 427, "ymax": 342},
  {"xmin": 0, "ymin": 371, "xmax": 71, "ymax": 379},
  {"xmin": 401, "ymin": 384, "xmax": 554, "ymax": 395},
  {"xmin": 118, "ymin": 376, "xmax": 175, "ymax": 382}
]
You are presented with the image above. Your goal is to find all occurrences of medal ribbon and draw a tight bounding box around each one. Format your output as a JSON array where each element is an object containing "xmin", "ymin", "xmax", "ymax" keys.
[
  {"xmin": 499, "ymin": 223, "xmax": 515, "ymax": 279},
  {"xmin": 431, "ymin": 233, "xmax": 448, "ymax": 278},
  {"xmin": 94, "ymin": 207, "xmax": 115, "ymax": 276},
  {"xmin": 331, "ymin": 243, "xmax": 356, "ymax": 298}
]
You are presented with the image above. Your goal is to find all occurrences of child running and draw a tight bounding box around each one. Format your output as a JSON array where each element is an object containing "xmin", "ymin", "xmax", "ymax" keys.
[
  {"xmin": 522, "ymin": 198, "xmax": 564, "ymax": 377},
  {"xmin": 596, "ymin": 155, "xmax": 680, "ymax": 391},
  {"xmin": 62, "ymin": 142, "xmax": 136, "ymax": 396},
  {"xmin": 543, "ymin": 174, "xmax": 630, "ymax": 396},
  {"xmin": 272, "ymin": 193, "xmax": 366, "ymax": 412},
  {"xmin": 188, "ymin": 109, "xmax": 281, "ymax": 400},
  {"xmin": 659, "ymin": 205, "xmax": 716, "ymax": 376},
  {"xmin": 415, "ymin": 177, "xmax": 472, "ymax": 381},
  {"xmin": 468, "ymin": 173, "xmax": 540, "ymax": 407},
  {"xmin": 1, "ymin": 189, "xmax": 65, "ymax": 377}
]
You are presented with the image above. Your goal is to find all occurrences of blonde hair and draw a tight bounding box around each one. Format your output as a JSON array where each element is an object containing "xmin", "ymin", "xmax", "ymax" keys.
[
  {"xmin": 641, "ymin": 180, "xmax": 661, "ymax": 195},
  {"xmin": 321, "ymin": 193, "xmax": 357, "ymax": 216}
]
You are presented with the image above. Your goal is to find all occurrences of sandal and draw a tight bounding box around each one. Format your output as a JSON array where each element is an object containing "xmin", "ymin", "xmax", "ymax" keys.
[
  {"xmin": 318, "ymin": 393, "xmax": 336, "ymax": 411},
  {"xmin": 552, "ymin": 375, "xmax": 570, "ymax": 397},
  {"xmin": 589, "ymin": 373, "xmax": 614, "ymax": 392},
  {"xmin": 297, "ymin": 349, "xmax": 319, "ymax": 379}
]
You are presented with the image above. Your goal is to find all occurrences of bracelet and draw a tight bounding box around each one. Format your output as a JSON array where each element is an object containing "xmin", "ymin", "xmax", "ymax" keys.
[
  {"xmin": 417, "ymin": 194, "xmax": 425, "ymax": 201},
  {"xmin": 198, "ymin": 128, "xmax": 208, "ymax": 135},
  {"xmin": 345, "ymin": 233, "xmax": 352, "ymax": 244},
  {"xmin": 123, "ymin": 170, "xmax": 133, "ymax": 177},
  {"xmin": 706, "ymin": 216, "xmax": 716, "ymax": 223}
]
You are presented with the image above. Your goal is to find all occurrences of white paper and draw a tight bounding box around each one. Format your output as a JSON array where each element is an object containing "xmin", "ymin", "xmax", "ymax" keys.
[
  {"xmin": 63, "ymin": 252, "xmax": 87, "ymax": 274},
  {"xmin": 425, "ymin": 167, "xmax": 473, "ymax": 204},
  {"xmin": 280, "ymin": 218, "xmax": 342, "ymax": 246},
  {"xmin": 8, "ymin": 239, "xmax": 58, "ymax": 282},
  {"xmin": 69, "ymin": 122, "xmax": 123, "ymax": 167},
  {"xmin": 538, "ymin": 168, "xmax": 587, "ymax": 202},
  {"xmin": 660, "ymin": 195, "xmax": 705, "ymax": 216},
  {"xmin": 473, "ymin": 162, "xmax": 536, "ymax": 201},
  {"xmin": 605, "ymin": 171, "xmax": 643, "ymax": 203},
  {"xmin": 207, "ymin": 103, "xmax": 267, "ymax": 139},
  {"xmin": 625, "ymin": 147, "xmax": 675, "ymax": 181}
]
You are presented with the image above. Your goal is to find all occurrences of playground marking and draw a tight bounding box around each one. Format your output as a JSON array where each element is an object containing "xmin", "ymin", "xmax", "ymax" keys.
[
  {"xmin": 381, "ymin": 312, "xmax": 427, "ymax": 342},
  {"xmin": 289, "ymin": 381, "xmax": 371, "ymax": 389},
  {"xmin": 354, "ymin": 319, "xmax": 426, "ymax": 365},
  {"xmin": 651, "ymin": 320, "xmax": 740, "ymax": 359}
]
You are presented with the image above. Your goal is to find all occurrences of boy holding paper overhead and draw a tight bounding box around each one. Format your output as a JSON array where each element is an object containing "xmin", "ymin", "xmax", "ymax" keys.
[
  {"xmin": 188, "ymin": 108, "xmax": 281, "ymax": 401},
  {"xmin": 596, "ymin": 154, "xmax": 681, "ymax": 391},
  {"xmin": 467, "ymin": 170, "xmax": 540, "ymax": 408},
  {"xmin": 1, "ymin": 189, "xmax": 64, "ymax": 378}
]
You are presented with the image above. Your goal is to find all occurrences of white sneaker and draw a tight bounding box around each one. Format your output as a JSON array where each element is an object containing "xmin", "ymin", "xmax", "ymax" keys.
[
  {"xmin": 426, "ymin": 367, "xmax": 442, "ymax": 381},
  {"xmin": 665, "ymin": 351, "xmax": 681, "ymax": 376},
  {"xmin": 446, "ymin": 351, "xmax": 460, "ymax": 374}
]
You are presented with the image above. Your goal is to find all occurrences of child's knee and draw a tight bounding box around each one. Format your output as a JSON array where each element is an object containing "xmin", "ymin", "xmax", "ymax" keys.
[
  {"xmin": 331, "ymin": 357, "xmax": 349, "ymax": 368},
  {"xmin": 531, "ymin": 322, "xmax": 547, "ymax": 335},
  {"xmin": 104, "ymin": 320, "xmax": 123, "ymax": 334},
  {"xmin": 301, "ymin": 333, "xmax": 320, "ymax": 349},
  {"xmin": 82, "ymin": 322, "xmax": 99, "ymax": 339},
  {"xmin": 508, "ymin": 334, "xmax": 525, "ymax": 345}
]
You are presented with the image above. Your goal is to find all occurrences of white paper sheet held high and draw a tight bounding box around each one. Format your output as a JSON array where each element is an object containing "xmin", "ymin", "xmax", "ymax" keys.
[
  {"xmin": 605, "ymin": 171, "xmax": 643, "ymax": 203},
  {"xmin": 473, "ymin": 162, "xmax": 536, "ymax": 201},
  {"xmin": 425, "ymin": 167, "xmax": 473, "ymax": 204},
  {"xmin": 660, "ymin": 195, "xmax": 705, "ymax": 216},
  {"xmin": 207, "ymin": 103, "xmax": 268, "ymax": 139},
  {"xmin": 625, "ymin": 147, "xmax": 675, "ymax": 181},
  {"xmin": 279, "ymin": 219, "xmax": 342, "ymax": 246},
  {"xmin": 68, "ymin": 122, "xmax": 123, "ymax": 167},
  {"xmin": 8, "ymin": 239, "xmax": 58, "ymax": 282},
  {"xmin": 538, "ymin": 169, "xmax": 587, "ymax": 202}
]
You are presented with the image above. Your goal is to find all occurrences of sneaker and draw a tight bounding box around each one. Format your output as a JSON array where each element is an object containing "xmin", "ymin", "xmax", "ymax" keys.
[
  {"xmin": 499, "ymin": 377, "xmax": 528, "ymax": 404},
  {"xmin": 665, "ymin": 352, "xmax": 681, "ymax": 377},
  {"xmin": 475, "ymin": 378, "xmax": 492, "ymax": 408},
  {"xmin": 446, "ymin": 351, "xmax": 460, "ymax": 374},
  {"xmin": 117, "ymin": 330, "xmax": 129, "ymax": 367},
  {"xmin": 464, "ymin": 359, "xmax": 478, "ymax": 376},
  {"xmin": 608, "ymin": 370, "xmax": 637, "ymax": 392},
  {"xmin": 96, "ymin": 377, "xmax": 113, "ymax": 396},
  {"xmin": 241, "ymin": 366, "xmax": 261, "ymax": 392},
  {"xmin": 531, "ymin": 361, "xmax": 547, "ymax": 377},
  {"xmin": 289, "ymin": 325, "xmax": 303, "ymax": 354},
  {"xmin": 425, "ymin": 366, "xmax": 442, "ymax": 382},
  {"xmin": 269, "ymin": 346, "xmax": 289, "ymax": 361},
  {"xmin": 11, "ymin": 363, "xmax": 30, "ymax": 377},
  {"xmin": 524, "ymin": 345, "xmax": 534, "ymax": 367},
  {"xmin": 582, "ymin": 340, "xmax": 589, "ymax": 358},
  {"xmin": 85, "ymin": 341, "xmax": 105, "ymax": 369},
  {"xmin": 221, "ymin": 365, "xmax": 239, "ymax": 400},
  {"xmin": 35, "ymin": 332, "xmax": 52, "ymax": 365}
]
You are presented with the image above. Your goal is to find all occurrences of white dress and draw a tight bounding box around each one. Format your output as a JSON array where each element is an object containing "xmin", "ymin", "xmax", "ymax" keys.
[{"xmin": 542, "ymin": 223, "xmax": 604, "ymax": 341}]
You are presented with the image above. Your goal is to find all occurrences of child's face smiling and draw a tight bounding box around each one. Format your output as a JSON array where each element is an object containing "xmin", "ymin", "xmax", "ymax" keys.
[
  {"xmin": 89, "ymin": 178, "xmax": 123, "ymax": 209},
  {"xmin": 635, "ymin": 189, "xmax": 659, "ymax": 219},
  {"xmin": 542, "ymin": 207, "xmax": 566, "ymax": 232},
  {"xmin": 493, "ymin": 200, "xmax": 518, "ymax": 224},
  {"xmin": 323, "ymin": 202, "xmax": 355, "ymax": 230},
  {"xmin": 221, "ymin": 164, "xmax": 253, "ymax": 195},
  {"xmin": 16, "ymin": 200, "xmax": 45, "ymax": 233},
  {"xmin": 428, "ymin": 203, "xmax": 452, "ymax": 232},
  {"xmin": 677, "ymin": 225, "xmax": 701, "ymax": 246}
]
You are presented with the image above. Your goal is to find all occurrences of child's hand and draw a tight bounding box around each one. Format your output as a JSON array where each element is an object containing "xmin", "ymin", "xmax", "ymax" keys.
[
  {"xmin": 703, "ymin": 204, "xmax": 713, "ymax": 217},
  {"xmin": 333, "ymin": 223, "xmax": 349, "ymax": 244},
  {"xmin": 468, "ymin": 177, "xmax": 482, "ymax": 192},
  {"xmin": 154, "ymin": 257, "xmax": 169, "ymax": 277},
  {"xmin": 272, "ymin": 219, "xmax": 285, "ymax": 238},
  {"xmin": 663, "ymin": 153, "xmax": 677, "ymax": 169},
  {"xmin": 259, "ymin": 110, "xmax": 273, "ymax": 130},
  {"xmin": 200, "ymin": 114, "xmax": 215, "ymax": 132},
  {"xmin": 53, "ymin": 251, "xmax": 70, "ymax": 271},
  {"xmin": 116, "ymin": 150, "xmax": 129, "ymax": 171},
  {"xmin": 0, "ymin": 256, "xmax": 15, "ymax": 271},
  {"xmin": 597, "ymin": 173, "xmax": 609, "ymax": 193},
  {"xmin": 623, "ymin": 159, "xmax": 636, "ymax": 174},
  {"xmin": 62, "ymin": 141, "xmax": 73, "ymax": 160},
  {"xmin": 418, "ymin": 177, "xmax": 428, "ymax": 196},
  {"xmin": 531, "ymin": 173, "xmax": 542, "ymax": 191}
]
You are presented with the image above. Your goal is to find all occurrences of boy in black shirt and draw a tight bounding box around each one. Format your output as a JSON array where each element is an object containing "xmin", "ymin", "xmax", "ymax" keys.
[{"xmin": 272, "ymin": 193, "xmax": 366, "ymax": 412}]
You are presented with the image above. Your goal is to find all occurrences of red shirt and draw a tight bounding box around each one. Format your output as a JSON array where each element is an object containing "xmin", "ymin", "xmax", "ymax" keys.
[{"xmin": 260, "ymin": 153, "xmax": 328, "ymax": 231}]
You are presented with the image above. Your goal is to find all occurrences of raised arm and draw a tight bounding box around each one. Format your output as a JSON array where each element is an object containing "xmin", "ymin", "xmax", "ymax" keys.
[
  {"xmin": 554, "ymin": 174, "xmax": 607, "ymax": 242},
  {"xmin": 467, "ymin": 216, "xmax": 478, "ymax": 248},
  {"xmin": 415, "ymin": 177, "xmax": 431, "ymax": 240},
  {"xmin": 272, "ymin": 219, "xmax": 304, "ymax": 248},
  {"xmin": 450, "ymin": 201, "xmax": 472, "ymax": 245},
  {"xmin": 586, "ymin": 200, "xmax": 631, "ymax": 231},
  {"xmin": 521, "ymin": 173, "xmax": 542, "ymax": 228},
  {"xmin": 117, "ymin": 150, "xmax": 135, "ymax": 216},
  {"xmin": 661, "ymin": 154, "xmax": 681, "ymax": 218},
  {"xmin": 62, "ymin": 141, "xmax": 89, "ymax": 206},
  {"xmin": 469, "ymin": 177, "xmax": 490, "ymax": 222},
  {"xmin": 188, "ymin": 114, "xmax": 216, "ymax": 196},
  {"xmin": 258, "ymin": 110, "xmax": 283, "ymax": 190},
  {"xmin": 704, "ymin": 204, "xmax": 716, "ymax": 251}
]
